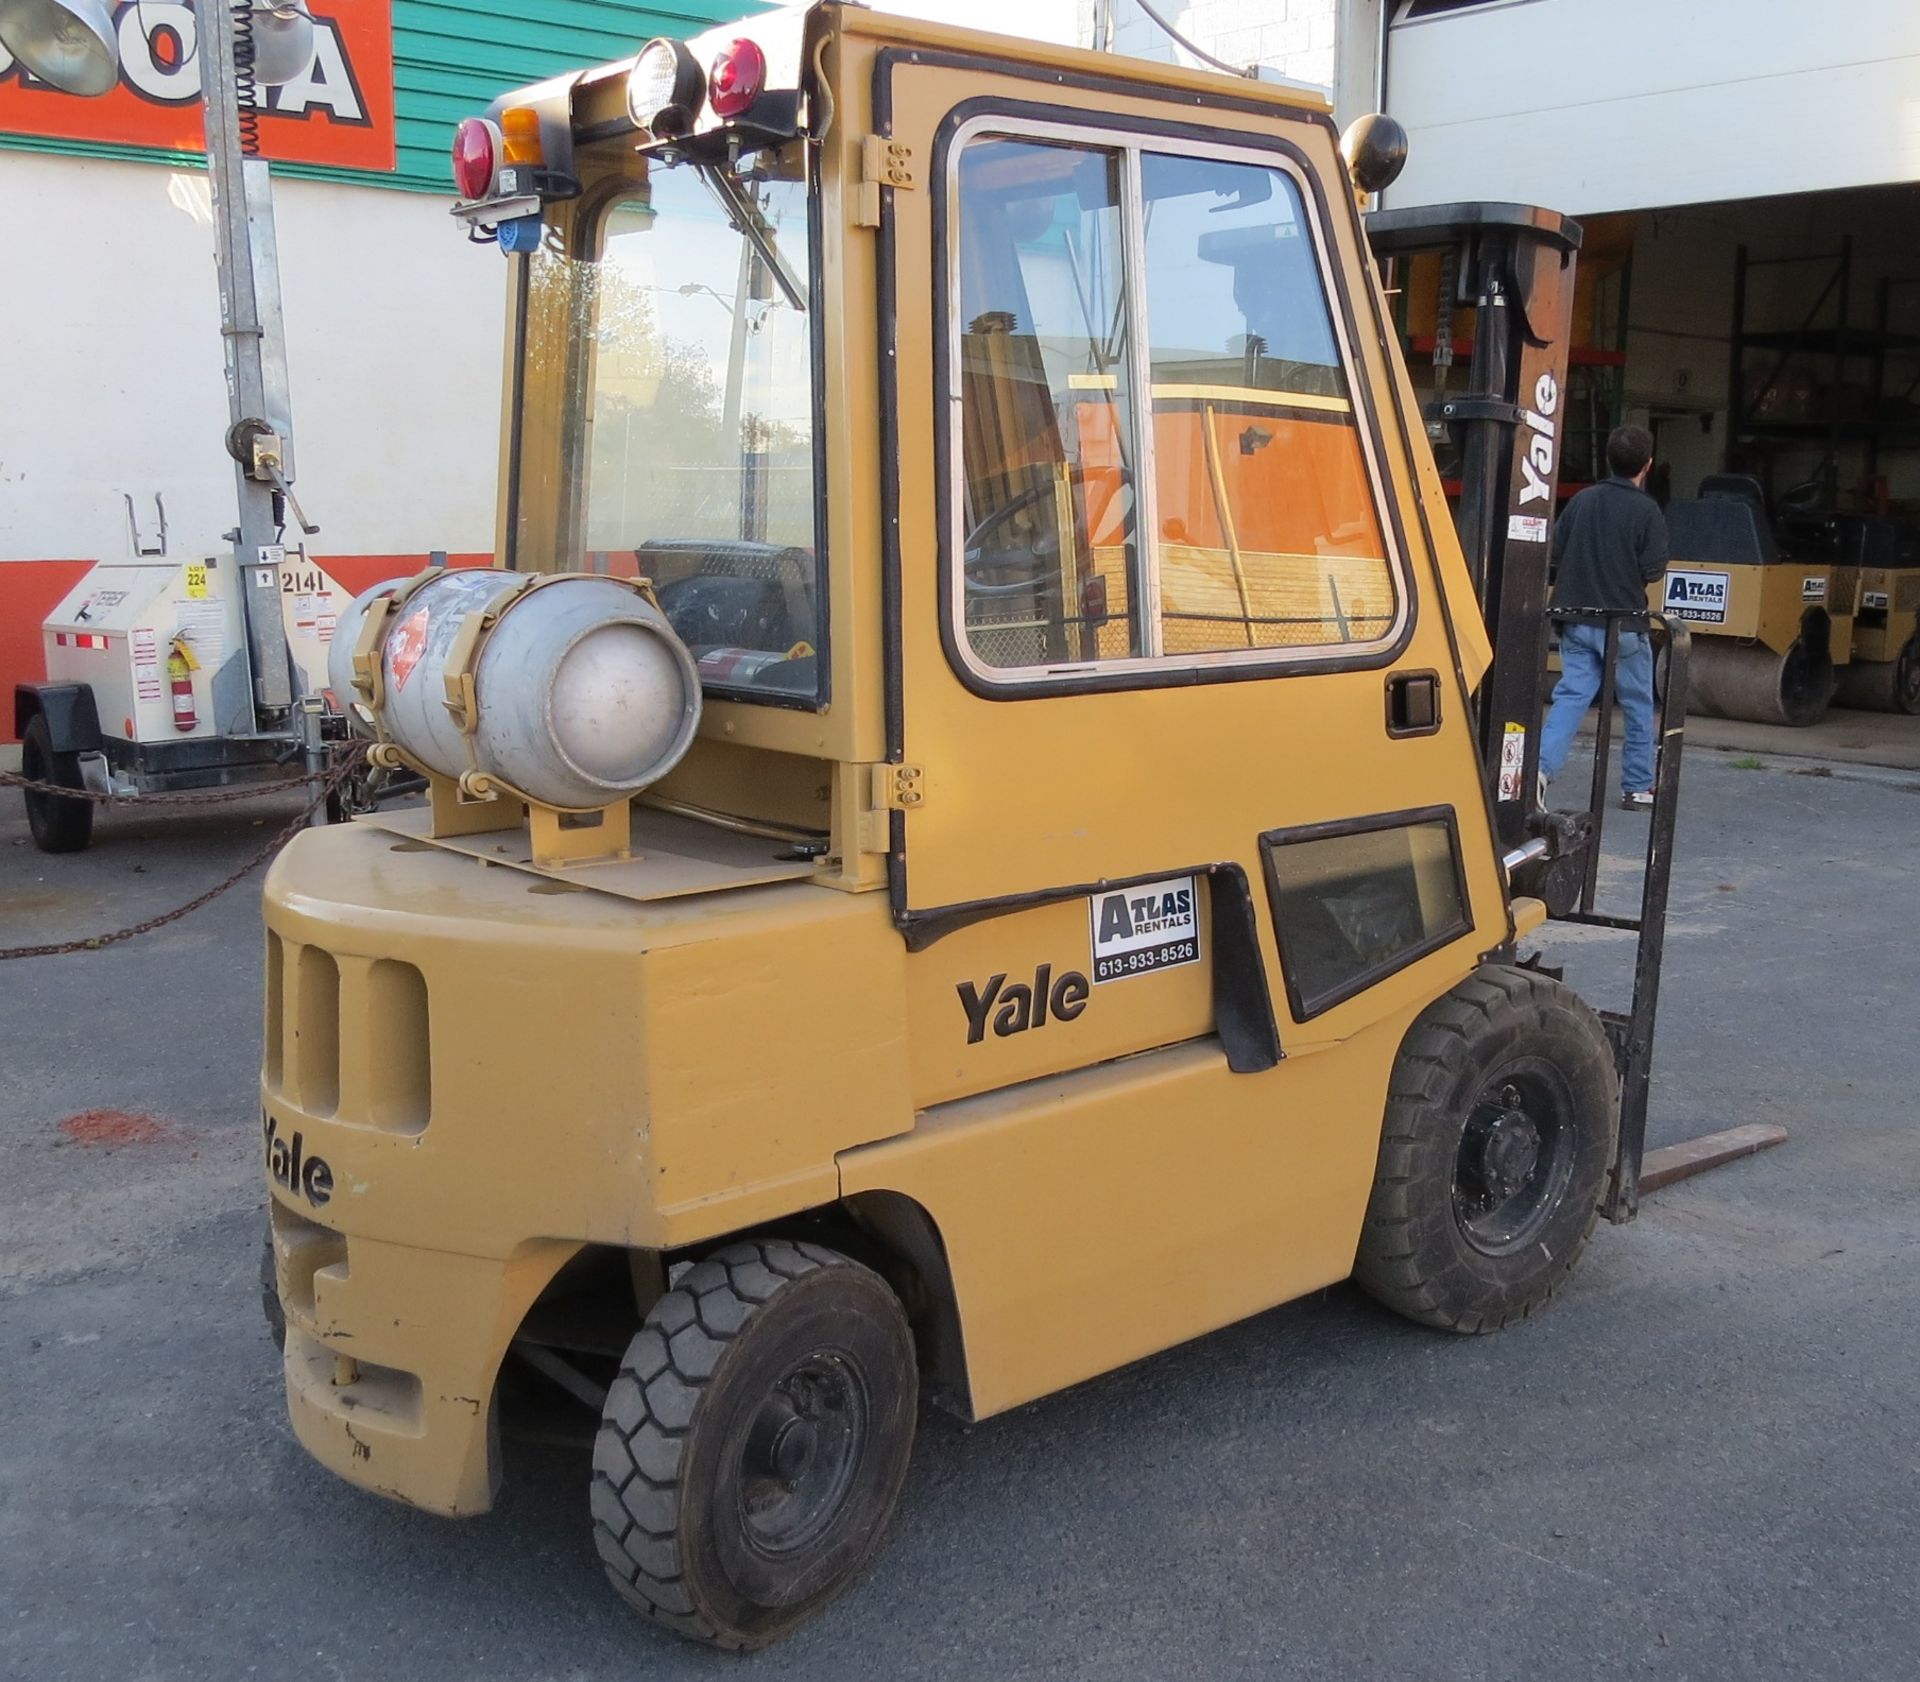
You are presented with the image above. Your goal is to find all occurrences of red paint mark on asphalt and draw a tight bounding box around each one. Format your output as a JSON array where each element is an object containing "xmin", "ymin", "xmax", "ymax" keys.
[{"xmin": 57, "ymin": 1110, "xmax": 180, "ymax": 1148}]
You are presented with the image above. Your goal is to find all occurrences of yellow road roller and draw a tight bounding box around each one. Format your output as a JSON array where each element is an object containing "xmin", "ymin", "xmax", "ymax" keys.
[
  {"xmin": 1660, "ymin": 475, "xmax": 1856, "ymax": 726},
  {"xmin": 1831, "ymin": 516, "xmax": 1920, "ymax": 714},
  {"xmin": 258, "ymin": 3, "xmax": 1692, "ymax": 1650}
]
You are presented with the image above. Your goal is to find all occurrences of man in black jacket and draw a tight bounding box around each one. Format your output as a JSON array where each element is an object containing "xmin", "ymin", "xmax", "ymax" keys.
[{"xmin": 1539, "ymin": 424, "xmax": 1668, "ymax": 809}]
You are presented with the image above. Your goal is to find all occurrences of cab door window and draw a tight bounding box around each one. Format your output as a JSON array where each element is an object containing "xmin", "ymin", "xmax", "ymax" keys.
[
  {"xmin": 1139, "ymin": 153, "xmax": 1395, "ymax": 657},
  {"xmin": 949, "ymin": 124, "xmax": 1405, "ymax": 684},
  {"xmin": 954, "ymin": 138, "xmax": 1146, "ymax": 669}
]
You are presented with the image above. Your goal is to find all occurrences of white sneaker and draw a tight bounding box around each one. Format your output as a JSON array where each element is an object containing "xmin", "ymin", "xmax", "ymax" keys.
[{"xmin": 1620, "ymin": 789, "xmax": 1653, "ymax": 811}]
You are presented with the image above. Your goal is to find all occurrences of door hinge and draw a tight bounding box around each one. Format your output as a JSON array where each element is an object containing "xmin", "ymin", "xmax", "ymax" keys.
[
  {"xmin": 872, "ymin": 762, "xmax": 927, "ymax": 810},
  {"xmin": 854, "ymin": 136, "xmax": 916, "ymax": 229},
  {"xmin": 857, "ymin": 762, "xmax": 926, "ymax": 854}
]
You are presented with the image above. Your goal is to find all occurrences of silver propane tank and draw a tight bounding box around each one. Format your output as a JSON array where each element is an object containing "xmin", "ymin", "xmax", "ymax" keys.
[{"xmin": 329, "ymin": 569, "xmax": 702, "ymax": 810}]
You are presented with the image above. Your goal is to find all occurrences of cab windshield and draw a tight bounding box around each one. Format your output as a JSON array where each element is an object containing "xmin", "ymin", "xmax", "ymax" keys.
[{"xmin": 516, "ymin": 143, "xmax": 821, "ymax": 704}]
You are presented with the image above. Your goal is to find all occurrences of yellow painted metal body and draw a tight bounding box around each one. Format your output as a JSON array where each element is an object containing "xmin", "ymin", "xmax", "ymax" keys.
[
  {"xmin": 263, "ymin": 5, "xmax": 1520, "ymax": 1516},
  {"xmin": 1654, "ymin": 560, "xmax": 1854, "ymax": 662},
  {"xmin": 1850, "ymin": 566, "xmax": 1920, "ymax": 663}
]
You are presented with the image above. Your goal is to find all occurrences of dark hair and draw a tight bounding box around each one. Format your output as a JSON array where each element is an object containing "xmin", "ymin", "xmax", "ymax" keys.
[{"xmin": 1606, "ymin": 424, "xmax": 1654, "ymax": 479}]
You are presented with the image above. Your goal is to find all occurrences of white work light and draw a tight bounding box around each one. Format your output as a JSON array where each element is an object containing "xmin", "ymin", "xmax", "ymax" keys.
[
  {"xmin": 249, "ymin": 0, "xmax": 316, "ymax": 87},
  {"xmin": 0, "ymin": 0, "xmax": 117, "ymax": 97},
  {"xmin": 0, "ymin": 0, "xmax": 317, "ymax": 97}
]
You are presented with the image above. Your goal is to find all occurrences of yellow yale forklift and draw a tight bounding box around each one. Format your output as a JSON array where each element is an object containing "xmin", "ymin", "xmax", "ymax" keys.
[{"xmin": 259, "ymin": 4, "xmax": 1694, "ymax": 1648}]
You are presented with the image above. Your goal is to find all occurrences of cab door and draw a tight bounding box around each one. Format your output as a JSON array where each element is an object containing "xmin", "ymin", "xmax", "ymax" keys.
[{"xmin": 875, "ymin": 51, "xmax": 1511, "ymax": 1054}]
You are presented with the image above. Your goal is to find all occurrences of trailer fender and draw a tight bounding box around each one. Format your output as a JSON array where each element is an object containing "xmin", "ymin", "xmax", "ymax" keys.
[{"xmin": 14, "ymin": 683, "xmax": 103, "ymax": 754}]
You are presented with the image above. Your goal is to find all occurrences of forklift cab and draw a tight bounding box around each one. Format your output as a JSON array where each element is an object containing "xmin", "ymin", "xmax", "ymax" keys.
[{"xmin": 262, "ymin": 3, "xmax": 1658, "ymax": 1652}]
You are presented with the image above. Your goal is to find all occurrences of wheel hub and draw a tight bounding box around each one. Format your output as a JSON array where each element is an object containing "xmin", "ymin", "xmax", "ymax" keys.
[
  {"xmin": 737, "ymin": 1355, "xmax": 866, "ymax": 1556},
  {"xmin": 1453, "ymin": 1072, "xmax": 1576, "ymax": 1257},
  {"xmin": 1477, "ymin": 1105, "xmax": 1541, "ymax": 1200}
]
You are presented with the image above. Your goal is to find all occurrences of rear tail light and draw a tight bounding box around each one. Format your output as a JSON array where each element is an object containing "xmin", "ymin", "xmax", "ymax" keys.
[
  {"xmin": 452, "ymin": 116, "xmax": 499, "ymax": 200},
  {"xmin": 707, "ymin": 37, "xmax": 765, "ymax": 119}
]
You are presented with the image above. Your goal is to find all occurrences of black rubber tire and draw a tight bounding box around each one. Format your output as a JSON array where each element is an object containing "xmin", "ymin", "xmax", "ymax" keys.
[
  {"xmin": 1896, "ymin": 635, "xmax": 1920, "ymax": 716},
  {"xmin": 20, "ymin": 713, "xmax": 93, "ymax": 854},
  {"xmin": 1354, "ymin": 965, "xmax": 1618, "ymax": 1334},
  {"xmin": 591, "ymin": 1239, "xmax": 918, "ymax": 1650},
  {"xmin": 260, "ymin": 1226, "xmax": 285, "ymax": 1351}
]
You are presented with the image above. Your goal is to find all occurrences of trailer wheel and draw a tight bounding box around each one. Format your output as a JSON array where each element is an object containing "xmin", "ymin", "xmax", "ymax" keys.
[
  {"xmin": 1355, "ymin": 965, "xmax": 1617, "ymax": 1334},
  {"xmin": 20, "ymin": 713, "xmax": 93, "ymax": 854},
  {"xmin": 591, "ymin": 1239, "xmax": 918, "ymax": 1650}
]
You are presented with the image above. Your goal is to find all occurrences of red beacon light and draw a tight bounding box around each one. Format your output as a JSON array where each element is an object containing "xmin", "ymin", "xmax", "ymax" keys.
[
  {"xmin": 707, "ymin": 37, "xmax": 766, "ymax": 119},
  {"xmin": 452, "ymin": 116, "xmax": 500, "ymax": 200}
]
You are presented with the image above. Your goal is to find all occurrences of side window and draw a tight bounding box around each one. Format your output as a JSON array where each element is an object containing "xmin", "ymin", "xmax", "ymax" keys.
[
  {"xmin": 949, "ymin": 126, "xmax": 1403, "ymax": 683},
  {"xmin": 1140, "ymin": 155, "xmax": 1395, "ymax": 656},
  {"xmin": 955, "ymin": 139, "xmax": 1144, "ymax": 669},
  {"xmin": 1260, "ymin": 813, "xmax": 1469, "ymax": 1019}
]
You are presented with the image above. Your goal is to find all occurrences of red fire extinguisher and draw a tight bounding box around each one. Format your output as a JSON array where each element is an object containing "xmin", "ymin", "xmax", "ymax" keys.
[{"xmin": 167, "ymin": 641, "xmax": 198, "ymax": 733}]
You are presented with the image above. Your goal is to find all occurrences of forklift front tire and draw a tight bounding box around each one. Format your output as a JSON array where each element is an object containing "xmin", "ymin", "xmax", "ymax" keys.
[
  {"xmin": 20, "ymin": 713, "xmax": 94, "ymax": 854},
  {"xmin": 591, "ymin": 1238, "xmax": 918, "ymax": 1650},
  {"xmin": 1355, "ymin": 966, "xmax": 1618, "ymax": 1334}
]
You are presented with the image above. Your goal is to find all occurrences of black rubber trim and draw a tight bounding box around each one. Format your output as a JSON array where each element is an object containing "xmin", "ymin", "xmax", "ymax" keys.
[
  {"xmin": 923, "ymin": 93, "xmax": 1419, "ymax": 701},
  {"xmin": 875, "ymin": 61, "xmax": 909, "ymax": 914},
  {"xmin": 502, "ymin": 253, "xmax": 531, "ymax": 571},
  {"xmin": 898, "ymin": 860, "xmax": 1282, "ymax": 1074},
  {"xmin": 806, "ymin": 136, "xmax": 834, "ymax": 710},
  {"xmin": 1258, "ymin": 803, "xmax": 1472, "ymax": 1024},
  {"xmin": 13, "ymin": 682, "xmax": 101, "ymax": 753}
]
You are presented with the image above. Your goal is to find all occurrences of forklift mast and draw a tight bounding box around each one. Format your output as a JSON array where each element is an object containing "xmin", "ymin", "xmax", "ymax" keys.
[
  {"xmin": 1365, "ymin": 201, "xmax": 1688, "ymax": 1222},
  {"xmin": 1365, "ymin": 203, "xmax": 1581, "ymax": 849}
]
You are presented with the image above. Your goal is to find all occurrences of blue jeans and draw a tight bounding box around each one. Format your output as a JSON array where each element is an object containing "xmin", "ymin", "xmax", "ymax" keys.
[{"xmin": 1540, "ymin": 622, "xmax": 1656, "ymax": 794}]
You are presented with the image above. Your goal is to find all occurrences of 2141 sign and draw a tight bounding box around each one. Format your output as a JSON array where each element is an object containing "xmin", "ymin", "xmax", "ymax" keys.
[{"xmin": 0, "ymin": 1, "xmax": 395, "ymax": 172}]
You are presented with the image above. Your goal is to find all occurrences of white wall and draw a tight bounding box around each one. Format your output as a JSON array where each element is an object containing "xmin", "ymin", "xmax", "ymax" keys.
[
  {"xmin": 1383, "ymin": 0, "xmax": 1920, "ymax": 215},
  {"xmin": 0, "ymin": 152, "xmax": 504, "ymax": 564},
  {"xmin": 1075, "ymin": 0, "xmax": 1337, "ymax": 88}
]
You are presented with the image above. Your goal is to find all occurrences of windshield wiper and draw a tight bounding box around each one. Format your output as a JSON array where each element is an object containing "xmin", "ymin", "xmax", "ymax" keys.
[{"xmin": 694, "ymin": 161, "xmax": 808, "ymax": 313}]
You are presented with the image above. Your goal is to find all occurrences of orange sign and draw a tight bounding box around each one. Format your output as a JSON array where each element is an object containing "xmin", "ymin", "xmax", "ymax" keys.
[{"xmin": 0, "ymin": 2, "xmax": 395, "ymax": 173}]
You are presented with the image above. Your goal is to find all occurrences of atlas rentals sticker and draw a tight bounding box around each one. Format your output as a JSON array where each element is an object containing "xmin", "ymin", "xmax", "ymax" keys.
[
  {"xmin": 1090, "ymin": 876, "xmax": 1200, "ymax": 984},
  {"xmin": 1662, "ymin": 569, "xmax": 1730, "ymax": 625}
]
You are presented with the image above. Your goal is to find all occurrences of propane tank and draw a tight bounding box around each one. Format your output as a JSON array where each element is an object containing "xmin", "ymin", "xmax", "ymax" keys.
[{"xmin": 329, "ymin": 570, "xmax": 702, "ymax": 811}]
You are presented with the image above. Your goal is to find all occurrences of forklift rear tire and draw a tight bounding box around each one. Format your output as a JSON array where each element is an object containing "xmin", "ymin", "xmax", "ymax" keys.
[
  {"xmin": 1355, "ymin": 965, "xmax": 1618, "ymax": 1334},
  {"xmin": 591, "ymin": 1239, "xmax": 918, "ymax": 1650},
  {"xmin": 261, "ymin": 1227, "xmax": 285, "ymax": 1352},
  {"xmin": 20, "ymin": 714, "xmax": 94, "ymax": 854}
]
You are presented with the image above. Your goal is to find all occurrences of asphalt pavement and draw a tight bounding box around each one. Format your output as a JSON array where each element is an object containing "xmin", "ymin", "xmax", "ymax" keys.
[{"xmin": 2, "ymin": 750, "xmax": 1917, "ymax": 1682}]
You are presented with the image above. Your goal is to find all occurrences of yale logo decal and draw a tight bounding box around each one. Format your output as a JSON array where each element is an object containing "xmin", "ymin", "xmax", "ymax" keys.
[
  {"xmin": 263, "ymin": 1110, "xmax": 335, "ymax": 1209},
  {"xmin": 957, "ymin": 964, "xmax": 1089, "ymax": 1045},
  {"xmin": 1517, "ymin": 372, "xmax": 1560, "ymax": 506}
]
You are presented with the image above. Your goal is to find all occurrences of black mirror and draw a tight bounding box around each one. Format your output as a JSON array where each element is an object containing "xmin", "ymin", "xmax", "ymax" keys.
[{"xmin": 1339, "ymin": 113, "xmax": 1409, "ymax": 194}]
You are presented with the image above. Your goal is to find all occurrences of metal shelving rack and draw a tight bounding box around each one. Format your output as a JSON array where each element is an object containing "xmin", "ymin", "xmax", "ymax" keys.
[{"xmin": 1728, "ymin": 236, "xmax": 1920, "ymax": 507}]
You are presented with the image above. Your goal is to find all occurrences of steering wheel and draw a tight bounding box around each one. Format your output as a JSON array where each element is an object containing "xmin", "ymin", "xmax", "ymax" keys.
[{"xmin": 961, "ymin": 470, "xmax": 1132, "ymax": 597}]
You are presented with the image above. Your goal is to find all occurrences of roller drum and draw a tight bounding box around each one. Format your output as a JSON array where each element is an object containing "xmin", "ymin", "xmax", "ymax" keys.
[
  {"xmin": 1831, "ymin": 637, "xmax": 1920, "ymax": 715},
  {"xmin": 1683, "ymin": 637, "xmax": 1833, "ymax": 728}
]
